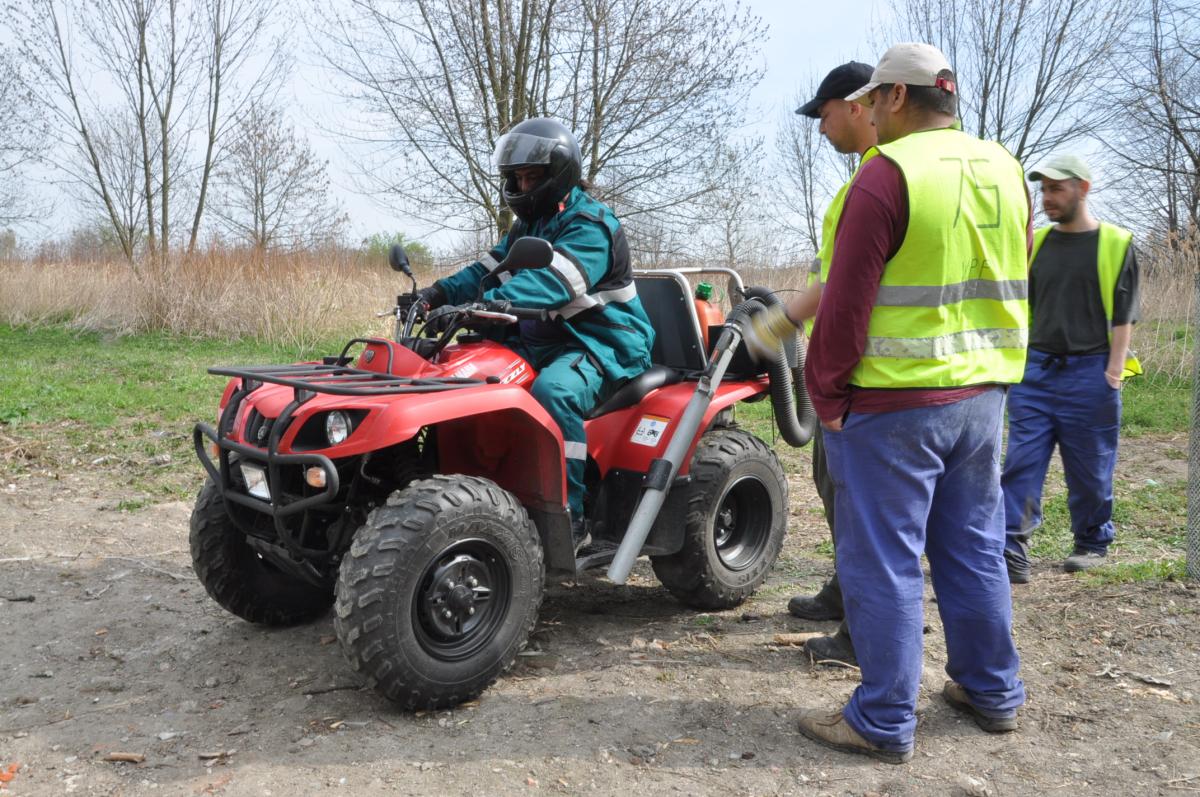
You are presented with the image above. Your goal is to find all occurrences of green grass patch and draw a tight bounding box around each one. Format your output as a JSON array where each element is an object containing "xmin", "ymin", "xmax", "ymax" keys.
[
  {"xmin": 0, "ymin": 325, "xmax": 349, "ymax": 498},
  {"xmin": 1121, "ymin": 376, "xmax": 1190, "ymax": 436},
  {"xmin": 1081, "ymin": 557, "xmax": 1187, "ymax": 585}
]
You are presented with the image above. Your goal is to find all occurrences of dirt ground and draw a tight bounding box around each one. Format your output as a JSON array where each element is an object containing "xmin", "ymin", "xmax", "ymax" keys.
[{"xmin": 1, "ymin": 437, "xmax": 1197, "ymax": 796}]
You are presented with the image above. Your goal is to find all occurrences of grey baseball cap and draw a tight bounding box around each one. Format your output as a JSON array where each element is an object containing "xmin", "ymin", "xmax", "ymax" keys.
[
  {"xmin": 846, "ymin": 43, "xmax": 956, "ymax": 103},
  {"xmin": 1028, "ymin": 153, "xmax": 1093, "ymax": 182}
]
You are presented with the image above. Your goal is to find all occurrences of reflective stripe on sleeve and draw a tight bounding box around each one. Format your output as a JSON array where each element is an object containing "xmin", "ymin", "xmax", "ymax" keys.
[
  {"xmin": 549, "ymin": 250, "xmax": 589, "ymax": 299},
  {"xmin": 564, "ymin": 441, "xmax": 588, "ymax": 461},
  {"xmin": 873, "ymin": 279, "xmax": 1027, "ymax": 307},
  {"xmin": 480, "ymin": 253, "xmax": 500, "ymax": 272},
  {"xmin": 552, "ymin": 283, "xmax": 638, "ymax": 320},
  {"xmin": 863, "ymin": 327, "xmax": 1028, "ymax": 359}
]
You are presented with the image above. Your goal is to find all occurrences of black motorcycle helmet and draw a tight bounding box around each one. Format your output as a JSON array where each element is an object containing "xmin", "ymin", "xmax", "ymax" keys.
[{"xmin": 494, "ymin": 118, "xmax": 582, "ymax": 223}]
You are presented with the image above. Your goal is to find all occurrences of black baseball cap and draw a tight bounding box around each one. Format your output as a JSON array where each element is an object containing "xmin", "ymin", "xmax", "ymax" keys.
[{"xmin": 796, "ymin": 61, "xmax": 875, "ymax": 118}]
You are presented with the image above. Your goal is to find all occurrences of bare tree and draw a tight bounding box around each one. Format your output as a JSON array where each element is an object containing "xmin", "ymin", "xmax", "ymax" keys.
[
  {"xmin": 1105, "ymin": 0, "xmax": 1200, "ymax": 242},
  {"xmin": 315, "ymin": 0, "xmax": 765, "ymax": 237},
  {"xmin": 6, "ymin": 0, "xmax": 285, "ymax": 262},
  {"xmin": 209, "ymin": 102, "xmax": 347, "ymax": 252},
  {"xmin": 772, "ymin": 89, "xmax": 858, "ymax": 258},
  {"xmin": 0, "ymin": 49, "xmax": 48, "ymax": 225},
  {"xmin": 881, "ymin": 0, "xmax": 1133, "ymax": 163}
]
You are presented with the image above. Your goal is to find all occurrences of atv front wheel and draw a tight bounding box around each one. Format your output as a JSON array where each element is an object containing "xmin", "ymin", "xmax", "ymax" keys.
[
  {"xmin": 334, "ymin": 475, "xmax": 544, "ymax": 710},
  {"xmin": 189, "ymin": 481, "xmax": 334, "ymax": 625},
  {"xmin": 651, "ymin": 429, "xmax": 787, "ymax": 610}
]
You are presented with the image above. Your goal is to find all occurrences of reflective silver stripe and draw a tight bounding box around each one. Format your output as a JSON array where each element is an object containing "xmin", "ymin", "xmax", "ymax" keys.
[
  {"xmin": 863, "ymin": 327, "xmax": 1028, "ymax": 359},
  {"xmin": 564, "ymin": 441, "xmax": 588, "ymax": 461},
  {"xmin": 809, "ymin": 256, "xmax": 821, "ymax": 275},
  {"xmin": 874, "ymin": 279, "xmax": 1027, "ymax": 307},
  {"xmin": 480, "ymin": 253, "xmax": 500, "ymax": 272},
  {"xmin": 498, "ymin": 271, "xmax": 513, "ymax": 284},
  {"xmin": 552, "ymin": 282, "xmax": 638, "ymax": 320},
  {"xmin": 550, "ymin": 250, "xmax": 589, "ymax": 298}
]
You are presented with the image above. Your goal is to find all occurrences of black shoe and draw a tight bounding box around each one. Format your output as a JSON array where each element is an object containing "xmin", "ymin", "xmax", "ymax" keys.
[
  {"xmin": 787, "ymin": 594, "xmax": 844, "ymax": 622},
  {"xmin": 804, "ymin": 632, "xmax": 857, "ymax": 667},
  {"xmin": 1063, "ymin": 547, "xmax": 1107, "ymax": 573},
  {"xmin": 1004, "ymin": 549, "xmax": 1030, "ymax": 584},
  {"xmin": 571, "ymin": 516, "xmax": 591, "ymax": 555},
  {"xmin": 942, "ymin": 681, "xmax": 1018, "ymax": 733}
]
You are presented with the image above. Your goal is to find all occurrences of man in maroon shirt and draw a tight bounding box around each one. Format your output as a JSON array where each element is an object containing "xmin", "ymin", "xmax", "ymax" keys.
[{"xmin": 744, "ymin": 42, "xmax": 1030, "ymax": 763}]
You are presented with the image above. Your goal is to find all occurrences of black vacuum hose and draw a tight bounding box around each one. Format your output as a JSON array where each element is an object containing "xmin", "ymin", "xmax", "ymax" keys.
[{"xmin": 737, "ymin": 287, "xmax": 817, "ymax": 448}]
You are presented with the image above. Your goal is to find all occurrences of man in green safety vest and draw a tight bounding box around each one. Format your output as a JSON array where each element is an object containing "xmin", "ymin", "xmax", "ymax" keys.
[
  {"xmin": 1001, "ymin": 154, "xmax": 1140, "ymax": 582},
  {"xmin": 745, "ymin": 42, "xmax": 1030, "ymax": 763},
  {"xmin": 782, "ymin": 61, "xmax": 878, "ymax": 669}
]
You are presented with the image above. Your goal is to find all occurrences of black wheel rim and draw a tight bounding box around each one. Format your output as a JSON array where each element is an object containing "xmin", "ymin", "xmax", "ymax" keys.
[
  {"xmin": 711, "ymin": 475, "xmax": 772, "ymax": 571},
  {"xmin": 413, "ymin": 538, "xmax": 512, "ymax": 662}
]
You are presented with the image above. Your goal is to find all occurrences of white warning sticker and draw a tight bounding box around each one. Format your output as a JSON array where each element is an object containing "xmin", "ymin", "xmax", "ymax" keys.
[{"xmin": 631, "ymin": 415, "xmax": 670, "ymax": 447}]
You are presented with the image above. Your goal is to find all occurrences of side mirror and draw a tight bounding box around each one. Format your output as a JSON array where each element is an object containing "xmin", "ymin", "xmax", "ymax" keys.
[
  {"xmin": 388, "ymin": 244, "xmax": 413, "ymax": 276},
  {"xmin": 494, "ymin": 237, "xmax": 553, "ymax": 274}
]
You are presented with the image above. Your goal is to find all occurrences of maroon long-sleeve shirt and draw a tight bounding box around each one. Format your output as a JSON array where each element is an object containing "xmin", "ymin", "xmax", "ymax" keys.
[{"xmin": 804, "ymin": 152, "xmax": 1032, "ymax": 423}]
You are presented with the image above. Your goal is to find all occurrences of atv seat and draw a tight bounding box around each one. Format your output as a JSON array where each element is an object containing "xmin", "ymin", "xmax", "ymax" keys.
[{"xmin": 586, "ymin": 364, "xmax": 681, "ymax": 419}]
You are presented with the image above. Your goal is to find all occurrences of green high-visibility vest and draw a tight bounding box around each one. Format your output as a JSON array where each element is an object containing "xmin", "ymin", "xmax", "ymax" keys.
[
  {"xmin": 1030, "ymin": 222, "xmax": 1142, "ymax": 378},
  {"xmin": 804, "ymin": 168, "xmax": 860, "ymax": 336},
  {"xmin": 849, "ymin": 128, "xmax": 1030, "ymax": 389}
]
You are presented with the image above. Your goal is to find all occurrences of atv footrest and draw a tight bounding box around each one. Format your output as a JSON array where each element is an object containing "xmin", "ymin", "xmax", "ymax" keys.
[{"xmin": 575, "ymin": 539, "xmax": 621, "ymax": 571}]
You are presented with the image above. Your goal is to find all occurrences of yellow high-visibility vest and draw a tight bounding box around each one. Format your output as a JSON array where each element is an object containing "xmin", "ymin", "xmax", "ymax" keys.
[
  {"xmin": 1030, "ymin": 223, "xmax": 1142, "ymax": 378},
  {"xmin": 804, "ymin": 172, "xmax": 856, "ymax": 337},
  {"xmin": 848, "ymin": 128, "xmax": 1030, "ymax": 389}
]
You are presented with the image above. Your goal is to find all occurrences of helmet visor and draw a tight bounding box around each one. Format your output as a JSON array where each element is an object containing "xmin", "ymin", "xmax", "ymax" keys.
[{"xmin": 493, "ymin": 132, "xmax": 559, "ymax": 172}]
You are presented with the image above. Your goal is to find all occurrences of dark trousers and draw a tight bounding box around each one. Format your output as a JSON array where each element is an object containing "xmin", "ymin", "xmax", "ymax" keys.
[
  {"xmin": 811, "ymin": 427, "xmax": 852, "ymax": 643},
  {"xmin": 824, "ymin": 390, "xmax": 1024, "ymax": 750},
  {"xmin": 1002, "ymin": 350, "xmax": 1121, "ymax": 556}
]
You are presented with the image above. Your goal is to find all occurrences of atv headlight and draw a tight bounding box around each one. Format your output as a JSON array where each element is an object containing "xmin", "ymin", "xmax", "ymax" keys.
[{"xmin": 325, "ymin": 411, "xmax": 351, "ymax": 445}]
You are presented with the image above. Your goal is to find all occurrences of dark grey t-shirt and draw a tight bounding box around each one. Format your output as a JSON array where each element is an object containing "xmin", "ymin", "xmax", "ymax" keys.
[{"xmin": 1028, "ymin": 228, "xmax": 1139, "ymax": 356}]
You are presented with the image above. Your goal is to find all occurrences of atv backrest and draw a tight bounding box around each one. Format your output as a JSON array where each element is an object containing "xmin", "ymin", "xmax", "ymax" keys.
[{"xmin": 633, "ymin": 272, "xmax": 707, "ymax": 372}]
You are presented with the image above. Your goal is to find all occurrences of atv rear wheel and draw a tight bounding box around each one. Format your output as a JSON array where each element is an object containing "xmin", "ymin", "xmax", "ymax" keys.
[
  {"xmin": 189, "ymin": 481, "xmax": 334, "ymax": 625},
  {"xmin": 334, "ymin": 475, "xmax": 544, "ymax": 710},
  {"xmin": 651, "ymin": 429, "xmax": 787, "ymax": 610}
]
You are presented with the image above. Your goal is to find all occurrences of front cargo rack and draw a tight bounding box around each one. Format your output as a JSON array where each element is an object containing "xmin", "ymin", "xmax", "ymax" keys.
[{"xmin": 207, "ymin": 362, "xmax": 487, "ymax": 397}]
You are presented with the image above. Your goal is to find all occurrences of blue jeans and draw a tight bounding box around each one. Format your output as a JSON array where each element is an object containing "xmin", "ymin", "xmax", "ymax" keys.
[
  {"xmin": 1002, "ymin": 350, "xmax": 1121, "ymax": 556},
  {"xmin": 823, "ymin": 389, "xmax": 1025, "ymax": 752}
]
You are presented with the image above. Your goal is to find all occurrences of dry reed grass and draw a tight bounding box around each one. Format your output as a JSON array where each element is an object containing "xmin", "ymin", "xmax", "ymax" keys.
[
  {"xmin": 1, "ymin": 245, "xmax": 1194, "ymax": 381},
  {"xmin": 0, "ymin": 250, "xmax": 433, "ymax": 350}
]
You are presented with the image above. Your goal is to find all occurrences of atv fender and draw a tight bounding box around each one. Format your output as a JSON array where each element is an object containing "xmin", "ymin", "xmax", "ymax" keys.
[{"xmin": 584, "ymin": 378, "xmax": 767, "ymax": 477}]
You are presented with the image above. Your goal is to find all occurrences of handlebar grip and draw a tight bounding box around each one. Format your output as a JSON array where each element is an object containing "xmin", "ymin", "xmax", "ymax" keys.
[{"xmin": 509, "ymin": 307, "xmax": 550, "ymax": 321}]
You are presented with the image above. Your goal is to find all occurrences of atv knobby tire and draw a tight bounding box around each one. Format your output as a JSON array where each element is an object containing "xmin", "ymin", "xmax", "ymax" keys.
[
  {"xmin": 189, "ymin": 480, "xmax": 334, "ymax": 625},
  {"xmin": 651, "ymin": 429, "xmax": 787, "ymax": 610},
  {"xmin": 334, "ymin": 475, "xmax": 544, "ymax": 710}
]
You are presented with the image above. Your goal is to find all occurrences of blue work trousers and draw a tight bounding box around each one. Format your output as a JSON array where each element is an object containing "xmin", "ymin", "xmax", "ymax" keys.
[
  {"xmin": 512, "ymin": 341, "xmax": 606, "ymax": 517},
  {"xmin": 1001, "ymin": 350, "xmax": 1121, "ymax": 556},
  {"xmin": 823, "ymin": 389, "xmax": 1025, "ymax": 752}
]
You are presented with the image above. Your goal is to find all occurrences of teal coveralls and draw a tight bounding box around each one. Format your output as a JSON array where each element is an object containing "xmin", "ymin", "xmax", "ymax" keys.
[{"xmin": 435, "ymin": 187, "xmax": 655, "ymax": 516}]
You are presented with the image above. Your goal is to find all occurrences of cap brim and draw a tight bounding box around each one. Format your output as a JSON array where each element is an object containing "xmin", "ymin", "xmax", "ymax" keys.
[
  {"xmin": 1028, "ymin": 167, "xmax": 1077, "ymax": 181},
  {"xmin": 845, "ymin": 82, "xmax": 878, "ymax": 104},
  {"xmin": 795, "ymin": 97, "xmax": 825, "ymax": 118}
]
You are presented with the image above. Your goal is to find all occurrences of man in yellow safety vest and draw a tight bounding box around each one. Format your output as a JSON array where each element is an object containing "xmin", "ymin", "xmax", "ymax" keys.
[
  {"xmin": 745, "ymin": 42, "xmax": 1031, "ymax": 762},
  {"xmin": 783, "ymin": 61, "xmax": 878, "ymax": 670},
  {"xmin": 1001, "ymin": 154, "xmax": 1140, "ymax": 582}
]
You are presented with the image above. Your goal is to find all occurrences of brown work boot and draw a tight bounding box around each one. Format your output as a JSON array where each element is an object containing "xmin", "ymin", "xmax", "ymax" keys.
[
  {"xmin": 796, "ymin": 708, "xmax": 913, "ymax": 764},
  {"xmin": 942, "ymin": 681, "xmax": 1018, "ymax": 733}
]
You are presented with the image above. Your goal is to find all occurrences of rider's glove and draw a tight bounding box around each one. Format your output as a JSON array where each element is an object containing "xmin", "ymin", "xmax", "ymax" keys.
[
  {"xmin": 415, "ymin": 284, "xmax": 446, "ymax": 310},
  {"xmin": 483, "ymin": 299, "xmax": 513, "ymax": 314},
  {"xmin": 741, "ymin": 303, "xmax": 797, "ymax": 363},
  {"xmin": 424, "ymin": 304, "xmax": 457, "ymax": 334}
]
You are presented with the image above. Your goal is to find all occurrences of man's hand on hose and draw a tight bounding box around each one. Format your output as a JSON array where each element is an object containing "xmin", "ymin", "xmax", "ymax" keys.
[{"xmin": 742, "ymin": 303, "xmax": 798, "ymax": 363}]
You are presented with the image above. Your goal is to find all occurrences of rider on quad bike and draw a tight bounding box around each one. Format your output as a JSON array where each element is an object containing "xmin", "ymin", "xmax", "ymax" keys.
[{"xmin": 412, "ymin": 117, "xmax": 654, "ymax": 552}]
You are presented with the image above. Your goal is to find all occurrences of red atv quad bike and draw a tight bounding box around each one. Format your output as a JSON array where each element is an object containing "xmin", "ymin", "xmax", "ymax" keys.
[{"xmin": 191, "ymin": 237, "xmax": 816, "ymax": 710}]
